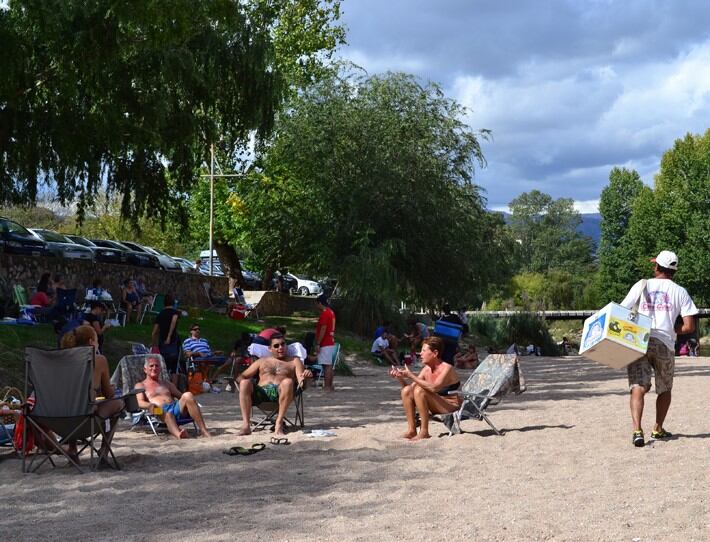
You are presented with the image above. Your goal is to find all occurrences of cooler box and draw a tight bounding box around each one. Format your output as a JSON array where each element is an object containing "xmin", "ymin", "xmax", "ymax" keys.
[
  {"xmin": 433, "ymin": 320, "xmax": 463, "ymax": 340},
  {"xmin": 579, "ymin": 302, "xmax": 652, "ymax": 369}
]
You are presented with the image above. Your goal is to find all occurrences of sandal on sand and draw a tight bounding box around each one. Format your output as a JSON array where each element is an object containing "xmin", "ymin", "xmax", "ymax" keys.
[
  {"xmin": 270, "ymin": 437, "xmax": 290, "ymax": 445},
  {"xmin": 223, "ymin": 443, "xmax": 266, "ymax": 456},
  {"xmin": 632, "ymin": 430, "xmax": 645, "ymax": 448}
]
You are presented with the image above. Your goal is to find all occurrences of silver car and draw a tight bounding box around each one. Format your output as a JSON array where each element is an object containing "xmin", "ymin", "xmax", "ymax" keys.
[
  {"xmin": 143, "ymin": 246, "xmax": 182, "ymax": 271},
  {"xmin": 29, "ymin": 229, "xmax": 94, "ymax": 260}
]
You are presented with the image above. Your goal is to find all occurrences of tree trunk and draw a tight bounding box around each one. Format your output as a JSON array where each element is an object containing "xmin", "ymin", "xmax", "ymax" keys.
[{"xmin": 214, "ymin": 242, "xmax": 244, "ymax": 293}]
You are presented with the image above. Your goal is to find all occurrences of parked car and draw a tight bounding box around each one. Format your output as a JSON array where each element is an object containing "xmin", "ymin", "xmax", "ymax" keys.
[
  {"xmin": 172, "ymin": 256, "xmax": 198, "ymax": 273},
  {"xmin": 0, "ymin": 216, "xmax": 50, "ymax": 256},
  {"xmin": 65, "ymin": 235, "xmax": 128, "ymax": 264},
  {"xmin": 118, "ymin": 241, "xmax": 163, "ymax": 269},
  {"xmin": 240, "ymin": 267, "xmax": 262, "ymax": 289},
  {"xmin": 272, "ymin": 271, "xmax": 298, "ymax": 293},
  {"xmin": 135, "ymin": 244, "xmax": 181, "ymax": 271},
  {"xmin": 91, "ymin": 239, "xmax": 159, "ymax": 268},
  {"xmin": 199, "ymin": 250, "xmax": 224, "ymax": 276},
  {"xmin": 286, "ymin": 273, "xmax": 323, "ymax": 296},
  {"xmin": 28, "ymin": 229, "xmax": 94, "ymax": 260}
]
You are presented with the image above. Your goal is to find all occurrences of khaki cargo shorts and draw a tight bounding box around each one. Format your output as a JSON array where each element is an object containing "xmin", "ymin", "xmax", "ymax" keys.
[{"xmin": 627, "ymin": 337, "xmax": 675, "ymax": 394}]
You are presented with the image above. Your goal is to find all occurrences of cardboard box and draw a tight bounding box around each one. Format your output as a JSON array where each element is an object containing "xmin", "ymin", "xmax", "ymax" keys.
[{"xmin": 579, "ymin": 302, "xmax": 652, "ymax": 369}]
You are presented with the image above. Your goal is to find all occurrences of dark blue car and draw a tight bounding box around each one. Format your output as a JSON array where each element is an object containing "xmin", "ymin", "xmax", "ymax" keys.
[{"xmin": 0, "ymin": 216, "xmax": 50, "ymax": 256}]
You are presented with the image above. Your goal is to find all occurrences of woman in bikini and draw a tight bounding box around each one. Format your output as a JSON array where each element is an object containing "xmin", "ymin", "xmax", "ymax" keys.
[
  {"xmin": 390, "ymin": 336, "xmax": 461, "ymax": 441},
  {"xmin": 60, "ymin": 325, "xmax": 124, "ymax": 461}
]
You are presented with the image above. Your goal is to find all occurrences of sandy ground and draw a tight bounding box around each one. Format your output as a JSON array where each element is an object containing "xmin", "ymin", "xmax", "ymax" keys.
[{"xmin": 1, "ymin": 354, "xmax": 709, "ymax": 542}]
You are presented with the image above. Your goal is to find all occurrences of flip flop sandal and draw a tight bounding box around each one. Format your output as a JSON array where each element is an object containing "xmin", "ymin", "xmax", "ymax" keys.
[
  {"xmin": 223, "ymin": 443, "xmax": 266, "ymax": 456},
  {"xmin": 270, "ymin": 437, "xmax": 290, "ymax": 445}
]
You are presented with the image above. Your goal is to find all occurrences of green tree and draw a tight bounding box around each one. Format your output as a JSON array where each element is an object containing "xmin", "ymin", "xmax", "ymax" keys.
[
  {"xmin": 508, "ymin": 190, "xmax": 594, "ymax": 274},
  {"xmin": 597, "ymin": 167, "xmax": 645, "ymax": 302},
  {"xmin": 235, "ymin": 68, "xmax": 502, "ymax": 331},
  {"xmin": 0, "ymin": 0, "xmax": 344, "ymax": 221}
]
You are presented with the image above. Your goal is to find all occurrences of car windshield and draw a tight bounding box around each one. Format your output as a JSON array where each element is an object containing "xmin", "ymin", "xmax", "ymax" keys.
[
  {"xmin": 92, "ymin": 240, "xmax": 125, "ymax": 250},
  {"xmin": 67, "ymin": 236, "xmax": 94, "ymax": 247},
  {"xmin": 0, "ymin": 218, "xmax": 34, "ymax": 237},
  {"xmin": 35, "ymin": 230, "xmax": 71, "ymax": 243},
  {"xmin": 121, "ymin": 241, "xmax": 146, "ymax": 252}
]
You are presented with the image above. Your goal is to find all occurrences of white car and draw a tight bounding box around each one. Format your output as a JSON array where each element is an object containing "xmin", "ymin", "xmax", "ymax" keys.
[{"xmin": 286, "ymin": 273, "xmax": 323, "ymax": 296}]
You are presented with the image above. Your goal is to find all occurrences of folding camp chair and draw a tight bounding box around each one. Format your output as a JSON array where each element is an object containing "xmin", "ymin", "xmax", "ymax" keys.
[
  {"xmin": 444, "ymin": 353, "xmax": 526, "ymax": 436},
  {"xmin": 309, "ymin": 343, "xmax": 341, "ymax": 388},
  {"xmin": 22, "ymin": 346, "xmax": 120, "ymax": 473},
  {"xmin": 54, "ymin": 288, "xmax": 79, "ymax": 320},
  {"xmin": 110, "ymin": 354, "xmax": 197, "ymax": 436},
  {"xmin": 250, "ymin": 381, "xmax": 305, "ymax": 431},
  {"xmin": 139, "ymin": 293, "xmax": 165, "ymax": 324},
  {"xmin": 202, "ymin": 283, "xmax": 228, "ymax": 313},
  {"xmin": 13, "ymin": 285, "xmax": 41, "ymax": 321}
]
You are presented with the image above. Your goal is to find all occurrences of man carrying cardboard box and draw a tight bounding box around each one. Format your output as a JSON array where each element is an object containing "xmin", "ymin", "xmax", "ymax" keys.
[{"xmin": 620, "ymin": 250, "xmax": 698, "ymax": 447}]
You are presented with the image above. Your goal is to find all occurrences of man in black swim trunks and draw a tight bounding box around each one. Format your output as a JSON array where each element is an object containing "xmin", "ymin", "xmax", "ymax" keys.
[{"xmin": 236, "ymin": 334, "xmax": 311, "ymax": 436}]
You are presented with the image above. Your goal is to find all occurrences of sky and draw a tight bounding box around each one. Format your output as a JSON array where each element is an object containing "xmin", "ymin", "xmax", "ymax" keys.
[{"xmin": 336, "ymin": 0, "xmax": 710, "ymax": 213}]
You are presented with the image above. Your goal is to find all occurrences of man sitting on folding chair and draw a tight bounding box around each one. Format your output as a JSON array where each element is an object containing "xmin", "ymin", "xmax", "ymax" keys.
[
  {"xmin": 134, "ymin": 356, "xmax": 212, "ymax": 439},
  {"xmin": 182, "ymin": 323, "xmax": 228, "ymax": 383},
  {"xmin": 237, "ymin": 333, "xmax": 311, "ymax": 436}
]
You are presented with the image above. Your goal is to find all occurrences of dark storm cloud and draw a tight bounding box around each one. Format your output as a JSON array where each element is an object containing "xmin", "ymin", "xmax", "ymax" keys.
[{"xmin": 338, "ymin": 0, "xmax": 710, "ymax": 210}]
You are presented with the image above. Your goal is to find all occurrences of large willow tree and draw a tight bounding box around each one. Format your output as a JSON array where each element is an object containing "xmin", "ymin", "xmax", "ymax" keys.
[
  {"xmin": 231, "ymin": 67, "xmax": 508, "ymax": 331},
  {"xmin": 0, "ymin": 0, "xmax": 343, "ymax": 220}
]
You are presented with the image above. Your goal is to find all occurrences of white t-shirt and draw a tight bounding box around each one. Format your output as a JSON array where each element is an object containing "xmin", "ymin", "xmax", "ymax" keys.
[
  {"xmin": 371, "ymin": 336, "xmax": 390, "ymax": 353},
  {"xmin": 620, "ymin": 278, "xmax": 698, "ymax": 351}
]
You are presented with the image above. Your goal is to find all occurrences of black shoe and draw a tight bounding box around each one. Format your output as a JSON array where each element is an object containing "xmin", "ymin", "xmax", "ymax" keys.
[{"xmin": 632, "ymin": 430, "xmax": 645, "ymax": 447}]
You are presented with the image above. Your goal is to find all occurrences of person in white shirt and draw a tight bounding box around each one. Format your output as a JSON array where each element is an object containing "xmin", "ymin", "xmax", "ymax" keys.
[
  {"xmin": 371, "ymin": 332, "xmax": 400, "ymax": 367},
  {"xmin": 620, "ymin": 250, "xmax": 698, "ymax": 447}
]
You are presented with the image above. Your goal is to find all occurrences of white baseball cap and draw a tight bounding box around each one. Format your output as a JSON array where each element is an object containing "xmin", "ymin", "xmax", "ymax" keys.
[{"xmin": 651, "ymin": 250, "xmax": 678, "ymax": 270}]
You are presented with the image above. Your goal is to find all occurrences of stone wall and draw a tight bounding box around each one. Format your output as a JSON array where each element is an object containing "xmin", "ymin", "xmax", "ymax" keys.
[
  {"xmin": 0, "ymin": 253, "xmax": 228, "ymax": 309},
  {"xmin": 253, "ymin": 291, "xmax": 319, "ymax": 317}
]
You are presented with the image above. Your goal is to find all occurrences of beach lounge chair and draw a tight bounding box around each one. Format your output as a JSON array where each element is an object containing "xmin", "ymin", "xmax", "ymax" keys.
[
  {"xmin": 22, "ymin": 346, "xmax": 120, "ymax": 473},
  {"xmin": 110, "ymin": 354, "xmax": 197, "ymax": 436},
  {"xmin": 444, "ymin": 353, "xmax": 526, "ymax": 436},
  {"xmin": 202, "ymin": 283, "xmax": 228, "ymax": 313}
]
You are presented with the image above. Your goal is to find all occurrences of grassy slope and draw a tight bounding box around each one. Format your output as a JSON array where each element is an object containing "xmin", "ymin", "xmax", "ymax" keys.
[{"xmin": 0, "ymin": 311, "xmax": 370, "ymax": 389}]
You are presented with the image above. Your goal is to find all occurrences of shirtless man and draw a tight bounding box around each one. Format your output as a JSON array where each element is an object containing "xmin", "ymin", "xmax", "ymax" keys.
[
  {"xmin": 237, "ymin": 334, "xmax": 311, "ymax": 436},
  {"xmin": 135, "ymin": 356, "xmax": 212, "ymax": 439}
]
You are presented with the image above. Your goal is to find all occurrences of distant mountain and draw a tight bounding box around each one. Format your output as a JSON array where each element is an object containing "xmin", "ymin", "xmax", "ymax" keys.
[
  {"xmin": 492, "ymin": 211, "xmax": 602, "ymax": 245},
  {"xmin": 578, "ymin": 213, "xmax": 601, "ymax": 245}
]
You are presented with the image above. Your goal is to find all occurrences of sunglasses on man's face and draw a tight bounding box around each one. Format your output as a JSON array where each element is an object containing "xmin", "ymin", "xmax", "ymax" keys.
[
  {"xmin": 271, "ymin": 342, "xmax": 286, "ymax": 348},
  {"xmin": 191, "ymin": 328, "xmax": 200, "ymax": 332}
]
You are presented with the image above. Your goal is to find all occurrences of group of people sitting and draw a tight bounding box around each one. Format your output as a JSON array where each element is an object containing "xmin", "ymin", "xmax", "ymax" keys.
[{"xmin": 370, "ymin": 309, "xmax": 479, "ymax": 371}]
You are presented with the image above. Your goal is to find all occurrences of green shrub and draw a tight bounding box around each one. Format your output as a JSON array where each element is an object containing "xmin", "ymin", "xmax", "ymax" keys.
[{"xmin": 468, "ymin": 314, "xmax": 559, "ymax": 355}]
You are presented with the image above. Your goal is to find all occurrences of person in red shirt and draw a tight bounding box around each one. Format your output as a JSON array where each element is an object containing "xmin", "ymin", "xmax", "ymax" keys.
[{"xmin": 314, "ymin": 294, "xmax": 336, "ymax": 391}]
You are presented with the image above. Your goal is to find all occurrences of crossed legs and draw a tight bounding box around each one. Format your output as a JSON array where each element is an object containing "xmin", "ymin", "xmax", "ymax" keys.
[{"xmin": 163, "ymin": 392, "xmax": 211, "ymax": 439}]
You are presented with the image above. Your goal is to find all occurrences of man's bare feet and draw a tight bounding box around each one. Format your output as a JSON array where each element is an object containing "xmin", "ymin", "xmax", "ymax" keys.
[
  {"xmin": 274, "ymin": 423, "xmax": 286, "ymax": 436},
  {"xmin": 199, "ymin": 431, "xmax": 213, "ymax": 438},
  {"xmin": 237, "ymin": 426, "xmax": 252, "ymax": 436},
  {"xmin": 410, "ymin": 432, "xmax": 431, "ymax": 442},
  {"xmin": 178, "ymin": 428, "xmax": 189, "ymax": 439},
  {"xmin": 401, "ymin": 430, "xmax": 417, "ymax": 439}
]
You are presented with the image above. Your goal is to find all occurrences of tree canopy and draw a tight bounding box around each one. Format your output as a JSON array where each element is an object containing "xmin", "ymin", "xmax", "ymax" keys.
[
  {"xmin": 0, "ymin": 0, "xmax": 344, "ymax": 221},
  {"xmin": 508, "ymin": 190, "xmax": 594, "ymax": 274}
]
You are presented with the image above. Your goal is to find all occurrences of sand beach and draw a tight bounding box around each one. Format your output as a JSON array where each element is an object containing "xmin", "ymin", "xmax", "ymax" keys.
[{"xmin": 1, "ymin": 354, "xmax": 709, "ymax": 541}]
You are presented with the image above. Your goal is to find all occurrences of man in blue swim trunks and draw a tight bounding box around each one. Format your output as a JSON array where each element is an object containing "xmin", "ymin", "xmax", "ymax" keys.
[
  {"xmin": 237, "ymin": 334, "xmax": 311, "ymax": 436},
  {"xmin": 135, "ymin": 355, "xmax": 212, "ymax": 439}
]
